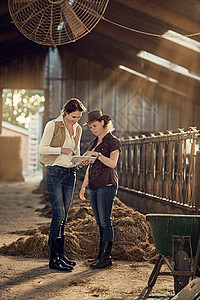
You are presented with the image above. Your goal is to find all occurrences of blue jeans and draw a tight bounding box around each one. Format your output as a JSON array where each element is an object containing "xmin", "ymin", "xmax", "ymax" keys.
[
  {"xmin": 90, "ymin": 185, "xmax": 117, "ymax": 242},
  {"xmin": 46, "ymin": 165, "xmax": 76, "ymax": 238}
]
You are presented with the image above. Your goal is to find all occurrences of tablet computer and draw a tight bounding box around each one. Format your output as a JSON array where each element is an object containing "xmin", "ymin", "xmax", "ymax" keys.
[{"xmin": 71, "ymin": 155, "xmax": 96, "ymax": 164}]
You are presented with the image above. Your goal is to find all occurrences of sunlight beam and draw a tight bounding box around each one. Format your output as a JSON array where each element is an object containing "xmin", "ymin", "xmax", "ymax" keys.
[
  {"xmin": 119, "ymin": 65, "xmax": 187, "ymax": 97},
  {"xmin": 119, "ymin": 65, "xmax": 158, "ymax": 83}
]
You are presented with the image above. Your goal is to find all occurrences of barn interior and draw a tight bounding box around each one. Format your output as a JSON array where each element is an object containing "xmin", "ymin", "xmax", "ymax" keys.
[{"xmin": 1, "ymin": 2, "xmax": 200, "ymax": 298}]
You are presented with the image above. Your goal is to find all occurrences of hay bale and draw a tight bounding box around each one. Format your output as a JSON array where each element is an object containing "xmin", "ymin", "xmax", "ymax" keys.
[{"xmin": 0, "ymin": 136, "xmax": 24, "ymax": 182}]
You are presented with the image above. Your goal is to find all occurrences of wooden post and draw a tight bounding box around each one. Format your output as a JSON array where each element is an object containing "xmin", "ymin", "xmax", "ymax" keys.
[
  {"xmin": 182, "ymin": 139, "xmax": 187, "ymax": 205},
  {"xmin": 130, "ymin": 144, "xmax": 134, "ymax": 188},
  {"xmin": 194, "ymin": 150, "xmax": 200, "ymax": 213},
  {"xmin": 146, "ymin": 143, "xmax": 154, "ymax": 194},
  {"xmin": 155, "ymin": 143, "xmax": 163, "ymax": 197},
  {"xmin": 174, "ymin": 141, "xmax": 183, "ymax": 203},
  {"xmin": 187, "ymin": 141, "xmax": 195, "ymax": 207},
  {"xmin": 171, "ymin": 141, "xmax": 176, "ymax": 201},
  {"xmin": 133, "ymin": 144, "xmax": 139, "ymax": 190},
  {"xmin": 127, "ymin": 143, "xmax": 133, "ymax": 188},
  {"xmin": 140, "ymin": 144, "xmax": 146, "ymax": 192},
  {"xmin": 165, "ymin": 141, "xmax": 172, "ymax": 200}
]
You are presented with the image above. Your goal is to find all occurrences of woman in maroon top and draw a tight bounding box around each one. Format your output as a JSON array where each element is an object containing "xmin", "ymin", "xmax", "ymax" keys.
[{"xmin": 79, "ymin": 110, "xmax": 121, "ymax": 269}]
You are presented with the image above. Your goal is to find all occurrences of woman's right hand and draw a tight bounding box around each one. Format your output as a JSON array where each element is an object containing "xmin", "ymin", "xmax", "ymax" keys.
[
  {"xmin": 79, "ymin": 187, "xmax": 86, "ymax": 200},
  {"xmin": 61, "ymin": 148, "xmax": 76, "ymax": 155},
  {"xmin": 79, "ymin": 160, "xmax": 90, "ymax": 167}
]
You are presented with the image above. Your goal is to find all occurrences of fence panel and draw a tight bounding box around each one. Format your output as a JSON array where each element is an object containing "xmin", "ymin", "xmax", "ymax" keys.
[{"xmin": 118, "ymin": 127, "xmax": 200, "ymax": 212}]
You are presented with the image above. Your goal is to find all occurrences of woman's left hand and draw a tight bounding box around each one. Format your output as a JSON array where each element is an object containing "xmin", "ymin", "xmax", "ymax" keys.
[{"xmin": 83, "ymin": 151, "xmax": 98, "ymax": 157}]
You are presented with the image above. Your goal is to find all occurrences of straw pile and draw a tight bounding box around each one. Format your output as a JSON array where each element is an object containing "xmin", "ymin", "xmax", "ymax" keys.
[{"xmin": 0, "ymin": 179, "xmax": 155, "ymax": 261}]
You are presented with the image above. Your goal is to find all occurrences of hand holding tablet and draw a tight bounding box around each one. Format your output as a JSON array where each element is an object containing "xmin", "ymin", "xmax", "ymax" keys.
[{"xmin": 71, "ymin": 155, "xmax": 97, "ymax": 165}]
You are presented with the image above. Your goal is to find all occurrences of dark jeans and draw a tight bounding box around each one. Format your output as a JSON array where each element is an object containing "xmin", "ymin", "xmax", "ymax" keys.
[
  {"xmin": 46, "ymin": 165, "xmax": 76, "ymax": 238},
  {"xmin": 90, "ymin": 185, "xmax": 117, "ymax": 242}
]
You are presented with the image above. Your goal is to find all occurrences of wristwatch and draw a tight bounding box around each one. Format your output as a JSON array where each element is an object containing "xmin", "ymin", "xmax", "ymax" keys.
[{"xmin": 97, "ymin": 152, "xmax": 102, "ymax": 159}]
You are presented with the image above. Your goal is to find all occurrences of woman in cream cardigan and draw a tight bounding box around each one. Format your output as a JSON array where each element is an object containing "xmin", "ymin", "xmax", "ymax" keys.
[{"xmin": 38, "ymin": 98, "xmax": 86, "ymax": 271}]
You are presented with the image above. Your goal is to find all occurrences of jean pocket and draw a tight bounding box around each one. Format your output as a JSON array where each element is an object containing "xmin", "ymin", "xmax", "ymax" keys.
[{"xmin": 48, "ymin": 166, "xmax": 66, "ymax": 176}]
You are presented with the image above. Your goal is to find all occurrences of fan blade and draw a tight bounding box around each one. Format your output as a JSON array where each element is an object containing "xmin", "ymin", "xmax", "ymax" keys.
[{"xmin": 62, "ymin": 1, "xmax": 86, "ymax": 39}]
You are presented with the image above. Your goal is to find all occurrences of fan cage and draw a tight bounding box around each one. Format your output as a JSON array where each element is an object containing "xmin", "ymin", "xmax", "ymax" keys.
[{"xmin": 8, "ymin": 0, "xmax": 109, "ymax": 46}]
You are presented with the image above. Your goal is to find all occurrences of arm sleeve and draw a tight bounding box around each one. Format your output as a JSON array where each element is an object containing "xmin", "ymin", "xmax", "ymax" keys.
[
  {"xmin": 38, "ymin": 121, "xmax": 62, "ymax": 155},
  {"xmin": 110, "ymin": 137, "xmax": 121, "ymax": 153}
]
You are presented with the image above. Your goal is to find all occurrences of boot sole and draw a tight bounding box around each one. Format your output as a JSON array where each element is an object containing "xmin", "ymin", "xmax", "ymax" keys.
[
  {"xmin": 49, "ymin": 265, "xmax": 72, "ymax": 271},
  {"xmin": 90, "ymin": 262, "xmax": 112, "ymax": 269}
]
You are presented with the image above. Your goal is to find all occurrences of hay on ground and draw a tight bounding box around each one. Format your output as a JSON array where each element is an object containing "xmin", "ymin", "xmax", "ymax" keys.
[{"xmin": 0, "ymin": 179, "xmax": 155, "ymax": 261}]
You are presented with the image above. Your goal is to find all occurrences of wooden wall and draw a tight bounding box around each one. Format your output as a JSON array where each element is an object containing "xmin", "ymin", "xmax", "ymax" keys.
[{"xmin": 1, "ymin": 46, "xmax": 200, "ymax": 139}]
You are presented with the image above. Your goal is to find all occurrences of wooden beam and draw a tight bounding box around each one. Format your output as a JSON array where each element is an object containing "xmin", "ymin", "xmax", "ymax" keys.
[{"xmin": 114, "ymin": 0, "xmax": 200, "ymax": 34}]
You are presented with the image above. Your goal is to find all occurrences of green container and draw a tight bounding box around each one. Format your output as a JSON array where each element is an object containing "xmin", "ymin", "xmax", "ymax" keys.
[{"xmin": 146, "ymin": 214, "xmax": 200, "ymax": 258}]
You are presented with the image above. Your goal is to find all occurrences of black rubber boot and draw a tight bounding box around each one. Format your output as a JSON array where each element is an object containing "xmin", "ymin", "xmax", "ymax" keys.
[
  {"xmin": 91, "ymin": 241, "xmax": 112, "ymax": 269},
  {"xmin": 58, "ymin": 235, "xmax": 76, "ymax": 267},
  {"xmin": 88, "ymin": 240, "xmax": 105, "ymax": 264},
  {"xmin": 48, "ymin": 238, "xmax": 73, "ymax": 271}
]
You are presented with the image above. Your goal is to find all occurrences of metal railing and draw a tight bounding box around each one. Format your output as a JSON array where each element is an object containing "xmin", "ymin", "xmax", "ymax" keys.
[{"xmin": 118, "ymin": 127, "xmax": 200, "ymax": 212}]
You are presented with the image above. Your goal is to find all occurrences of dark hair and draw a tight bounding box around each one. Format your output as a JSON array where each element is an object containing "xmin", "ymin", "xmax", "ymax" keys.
[{"xmin": 61, "ymin": 98, "xmax": 87, "ymax": 116}]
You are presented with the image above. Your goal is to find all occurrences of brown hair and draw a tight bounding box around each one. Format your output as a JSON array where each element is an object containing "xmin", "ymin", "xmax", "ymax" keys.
[{"xmin": 61, "ymin": 98, "xmax": 87, "ymax": 116}]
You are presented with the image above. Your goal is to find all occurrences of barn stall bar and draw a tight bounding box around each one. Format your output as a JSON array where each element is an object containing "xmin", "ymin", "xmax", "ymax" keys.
[{"xmin": 117, "ymin": 127, "xmax": 200, "ymax": 215}]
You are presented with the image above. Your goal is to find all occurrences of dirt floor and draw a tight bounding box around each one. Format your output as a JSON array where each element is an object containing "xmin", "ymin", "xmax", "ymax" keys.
[{"xmin": 0, "ymin": 172, "xmax": 175, "ymax": 300}]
